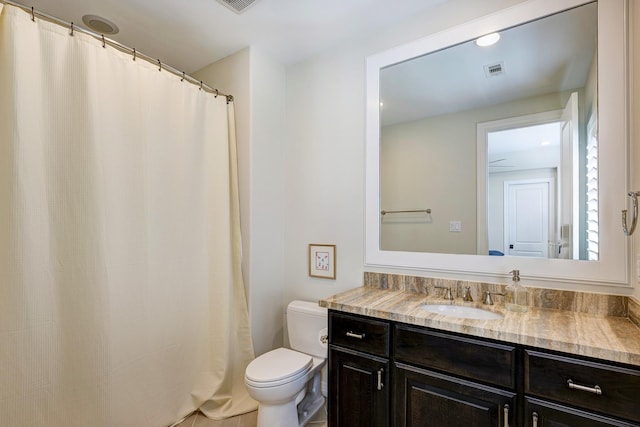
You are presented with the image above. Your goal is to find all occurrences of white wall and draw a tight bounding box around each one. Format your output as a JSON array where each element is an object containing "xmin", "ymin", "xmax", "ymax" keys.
[
  {"xmin": 193, "ymin": 48, "xmax": 252, "ymax": 295},
  {"xmin": 381, "ymin": 114, "xmax": 477, "ymax": 255},
  {"xmin": 194, "ymin": 0, "xmax": 640, "ymax": 355},
  {"xmin": 380, "ymin": 90, "xmax": 574, "ymax": 255},
  {"xmin": 194, "ymin": 48, "xmax": 287, "ymax": 356},
  {"xmin": 283, "ymin": 0, "xmax": 527, "ymax": 305},
  {"xmin": 247, "ymin": 49, "xmax": 286, "ymax": 354}
]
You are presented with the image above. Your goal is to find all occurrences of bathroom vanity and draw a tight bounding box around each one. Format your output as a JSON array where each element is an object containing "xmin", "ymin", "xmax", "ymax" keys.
[
  {"xmin": 322, "ymin": 284, "xmax": 640, "ymax": 427},
  {"xmin": 338, "ymin": 0, "xmax": 640, "ymax": 424}
]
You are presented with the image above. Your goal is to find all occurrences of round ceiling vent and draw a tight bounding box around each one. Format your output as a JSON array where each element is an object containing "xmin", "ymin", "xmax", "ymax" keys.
[{"xmin": 81, "ymin": 14, "xmax": 119, "ymax": 35}]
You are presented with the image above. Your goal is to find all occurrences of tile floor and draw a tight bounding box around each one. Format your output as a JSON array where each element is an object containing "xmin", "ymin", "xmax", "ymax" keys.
[{"xmin": 174, "ymin": 405, "xmax": 327, "ymax": 427}]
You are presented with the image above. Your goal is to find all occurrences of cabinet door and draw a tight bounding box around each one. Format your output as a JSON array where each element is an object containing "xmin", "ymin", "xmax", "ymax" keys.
[
  {"xmin": 329, "ymin": 346, "xmax": 389, "ymax": 427},
  {"xmin": 524, "ymin": 397, "xmax": 639, "ymax": 427},
  {"xmin": 395, "ymin": 363, "xmax": 516, "ymax": 427}
]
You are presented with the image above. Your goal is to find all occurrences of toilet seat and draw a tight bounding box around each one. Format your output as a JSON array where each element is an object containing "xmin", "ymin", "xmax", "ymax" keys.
[{"xmin": 245, "ymin": 347, "xmax": 313, "ymax": 388}]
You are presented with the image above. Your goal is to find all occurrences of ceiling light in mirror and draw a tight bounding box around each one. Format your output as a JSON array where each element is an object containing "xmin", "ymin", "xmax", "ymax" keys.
[{"xmin": 475, "ymin": 32, "xmax": 500, "ymax": 47}]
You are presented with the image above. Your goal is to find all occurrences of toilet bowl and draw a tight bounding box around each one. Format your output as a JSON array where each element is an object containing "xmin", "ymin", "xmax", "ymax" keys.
[{"xmin": 244, "ymin": 301, "xmax": 327, "ymax": 427}]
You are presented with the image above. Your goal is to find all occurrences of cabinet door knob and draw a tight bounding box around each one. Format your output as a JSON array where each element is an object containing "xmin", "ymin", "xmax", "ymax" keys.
[
  {"xmin": 346, "ymin": 331, "xmax": 365, "ymax": 340},
  {"xmin": 532, "ymin": 412, "xmax": 538, "ymax": 427},
  {"xmin": 503, "ymin": 404, "xmax": 509, "ymax": 427},
  {"xmin": 567, "ymin": 379, "xmax": 602, "ymax": 395},
  {"xmin": 377, "ymin": 368, "xmax": 384, "ymax": 391}
]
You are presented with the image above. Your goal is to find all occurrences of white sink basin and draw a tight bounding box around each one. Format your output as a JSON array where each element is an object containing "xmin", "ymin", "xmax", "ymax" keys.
[{"xmin": 420, "ymin": 304, "xmax": 503, "ymax": 320}]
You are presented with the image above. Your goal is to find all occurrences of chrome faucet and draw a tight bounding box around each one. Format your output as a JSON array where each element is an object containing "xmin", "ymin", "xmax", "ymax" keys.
[
  {"xmin": 462, "ymin": 286, "xmax": 473, "ymax": 302},
  {"xmin": 435, "ymin": 286, "xmax": 454, "ymax": 300},
  {"xmin": 483, "ymin": 291, "xmax": 505, "ymax": 305}
]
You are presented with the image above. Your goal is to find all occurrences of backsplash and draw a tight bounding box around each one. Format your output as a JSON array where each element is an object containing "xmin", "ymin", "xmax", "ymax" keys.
[
  {"xmin": 363, "ymin": 272, "xmax": 630, "ymax": 318},
  {"xmin": 630, "ymin": 297, "xmax": 640, "ymax": 327}
]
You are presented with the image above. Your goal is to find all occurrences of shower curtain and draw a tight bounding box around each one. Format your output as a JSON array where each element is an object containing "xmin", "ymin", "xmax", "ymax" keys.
[{"xmin": 0, "ymin": 4, "xmax": 257, "ymax": 426}]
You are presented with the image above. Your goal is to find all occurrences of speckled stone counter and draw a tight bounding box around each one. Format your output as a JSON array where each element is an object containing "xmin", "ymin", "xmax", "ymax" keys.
[{"xmin": 320, "ymin": 285, "xmax": 640, "ymax": 367}]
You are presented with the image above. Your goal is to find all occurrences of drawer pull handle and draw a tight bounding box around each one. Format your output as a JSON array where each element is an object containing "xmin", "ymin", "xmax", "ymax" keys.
[
  {"xmin": 532, "ymin": 412, "xmax": 538, "ymax": 427},
  {"xmin": 503, "ymin": 404, "xmax": 509, "ymax": 427},
  {"xmin": 346, "ymin": 331, "xmax": 365, "ymax": 340},
  {"xmin": 377, "ymin": 368, "xmax": 384, "ymax": 391},
  {"xmin": 567, "ymin": 379, "xmax": 602, "ymax": 395}
]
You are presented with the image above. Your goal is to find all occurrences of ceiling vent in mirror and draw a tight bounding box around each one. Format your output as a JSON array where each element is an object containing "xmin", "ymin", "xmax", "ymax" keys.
[
  {"xmin": 484, "ymin": 62, "xmax": 505, "ymax": 78},
  {"xmin": 216, "ymin": 0, "xmax": 259, "ymax": 14}
]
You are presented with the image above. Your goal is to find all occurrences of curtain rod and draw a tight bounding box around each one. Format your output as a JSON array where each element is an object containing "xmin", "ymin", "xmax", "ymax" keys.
[{"xmin": 0, "ymin": 0, "xmax": 234, "ymax": 103}]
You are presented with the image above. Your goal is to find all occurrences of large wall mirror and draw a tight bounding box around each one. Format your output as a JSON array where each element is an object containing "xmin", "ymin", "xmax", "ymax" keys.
[{"xmin": 365, "ymin": 0, "xmax": 631, "ymax": 290}]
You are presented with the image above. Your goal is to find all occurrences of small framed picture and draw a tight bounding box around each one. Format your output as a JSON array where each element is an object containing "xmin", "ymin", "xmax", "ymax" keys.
[{"xmin": 309, "ymin": 244, "xmax": 336, "ymax": 279}]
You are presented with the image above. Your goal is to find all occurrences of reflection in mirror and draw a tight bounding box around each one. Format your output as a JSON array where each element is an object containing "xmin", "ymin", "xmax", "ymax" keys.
[{"xmin": 379, "ymin": 2, "xmax": 597, "ymax": 260}]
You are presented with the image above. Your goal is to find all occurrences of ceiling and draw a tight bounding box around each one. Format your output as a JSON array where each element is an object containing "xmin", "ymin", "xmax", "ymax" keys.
[
  {"xmin": 489, "ymin": 122, "xmax": 561, "ymax": 156},
  {"xmin": 380, "ymin": 2, "xmax": 597, "ymax": 126},
  {"xmin": 25, "ymin": 0, "xmax": 449, "ymax": 73},
  {"xmin": 488, "ymin": 122, "xmax": 562, "ymax": 172}
]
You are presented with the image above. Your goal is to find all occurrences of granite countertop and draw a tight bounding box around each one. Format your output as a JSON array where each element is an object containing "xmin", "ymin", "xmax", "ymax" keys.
[{"xmin": 320, "ymin": 286, "xmax": 640, "ymax": 367}]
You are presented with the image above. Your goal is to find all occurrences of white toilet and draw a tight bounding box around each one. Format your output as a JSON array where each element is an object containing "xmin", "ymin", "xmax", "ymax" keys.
[{"xmin": 244, "ymin": 300, "xmax": 328, "ymax": 427}]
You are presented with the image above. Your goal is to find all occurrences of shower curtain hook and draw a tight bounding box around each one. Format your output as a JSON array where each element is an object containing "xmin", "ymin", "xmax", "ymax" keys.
[
  {"xmin": 31, "ymin": 7, "xmax": 35, "ymax": 22},
  {"xmin": 132, "ymin": 48, "xmax": 136, "ymax": 61},
  {"xmin": 199, "ymin": 81, "xmax": 203, "ymax": 91},
  {"xmin": 622, "ymin": 191, "xmax": 640, "ymax": 236},
  {"xmin": 69, "ymin": 22, "xmax": 74, "ymax": 36},
  {"xmin": 158, "ymin": 59, "xmax": 162, "ymax": 72},
  {"xmin": 181, "ymin": 71, "xmax": 185, "ymax": 82},
  {"xmin": 214, "ymin": 89, "xmax": 219, "ymax": 98},
  {"xmin": 226, "ymin": 95, "xmax": 233, "ymax": 104},
  {"xmin": 101, "ymin": 35, "xmax": 106, "ymax": 48}
]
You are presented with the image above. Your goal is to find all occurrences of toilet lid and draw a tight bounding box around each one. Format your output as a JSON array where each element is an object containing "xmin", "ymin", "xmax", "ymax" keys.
[{"xmin": 245, "ymin": 348, "xmax": 312, "ymax": 384}]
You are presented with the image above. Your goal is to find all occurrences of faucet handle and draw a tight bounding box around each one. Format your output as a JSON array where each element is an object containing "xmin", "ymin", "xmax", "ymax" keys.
[
  {"xmin": 462, "ymin": 287, "xmax": 473, "ymax": 302},
  {"xmin": 435, "ymin": 286, "xmax": 454, "ymax": 300},
  {"xmin": 483, "ymin": 291, "xmax": 505, "ymax": 305}
]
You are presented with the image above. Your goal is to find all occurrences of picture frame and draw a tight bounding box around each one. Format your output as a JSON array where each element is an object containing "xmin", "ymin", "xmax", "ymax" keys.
[{"xmin": 309, "ymin": 244, "xmax": 336, "ymax": 279}]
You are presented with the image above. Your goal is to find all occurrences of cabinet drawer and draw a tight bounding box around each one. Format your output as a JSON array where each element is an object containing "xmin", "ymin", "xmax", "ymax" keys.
[
  {"xmin": 394, "ymin": 324, "xmax": 516, "ymax": 389},
  {"xmin": 329, "ymin": 311, "xmax": 390, "ymax": 357},
  {"xmin": 524, "ymin": 350, "xmax": 640, "ymax": 423},
  {"xmin": 524, "ymin": 397, "xmax": 638, "ymax": 427}
]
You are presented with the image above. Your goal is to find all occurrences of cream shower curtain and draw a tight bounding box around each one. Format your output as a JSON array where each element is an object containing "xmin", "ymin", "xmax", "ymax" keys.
[{"xmin": 0, "ymin": 5, "xmax": 257, "ymax": 426}]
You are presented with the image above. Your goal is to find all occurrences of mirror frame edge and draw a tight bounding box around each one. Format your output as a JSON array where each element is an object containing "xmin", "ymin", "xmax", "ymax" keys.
[{"xmin": 365, "ymin": 0, "xmax": 633, "ymax": 292}]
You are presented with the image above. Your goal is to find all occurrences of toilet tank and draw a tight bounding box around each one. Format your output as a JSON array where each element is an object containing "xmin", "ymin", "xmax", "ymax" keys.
[{"xmin": 287, "ymin": 300, "xmax": 328, "ymax": 358}]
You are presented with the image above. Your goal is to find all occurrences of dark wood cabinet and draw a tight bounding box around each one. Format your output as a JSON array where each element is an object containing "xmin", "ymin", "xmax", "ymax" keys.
[
  {"xmin": 329, "ymin": 347, "xmax": 390, "ymax": 427},
  {"xmin": 328, "ymin": 310, "xmax": 640, "ymax": 427},
  {"xmin": 328, "ymin": 311, "xmax": 391, "ymax": 427},
  {"xmin": 329, "ymin": 311, "xmax": 390, "ymax": 357},
  {"xmin": 393, "ymin": 324, "xmax": 518, "ymax": 427},
  {"xmin": 524, "ymin": 350, "xmax": 640, "ymax": 424},
  {"xmin": 395, "ymin": 324, "xmax": 517, "ymax": 389},
  {"xmin": 524, "ymin": 397, "xmax": 639, "ymax": 427},
  {"xmin": 523, "ymin": 349, "xmax": 640, "ymax": 426},
  {"xmin": 395, "ymin": 362, "xmax": 516, "ymax": 427}
]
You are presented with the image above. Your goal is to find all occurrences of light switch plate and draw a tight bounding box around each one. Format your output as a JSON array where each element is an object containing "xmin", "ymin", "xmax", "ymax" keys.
[{"xmin": 449, "ymin": 221, "xmax": 462, "ymax": 232}]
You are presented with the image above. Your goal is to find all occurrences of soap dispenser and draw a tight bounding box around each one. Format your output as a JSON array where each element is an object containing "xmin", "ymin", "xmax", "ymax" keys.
[{"xmin": 505, "ymin": 269, "xmax": 528, "ymax": 312}]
